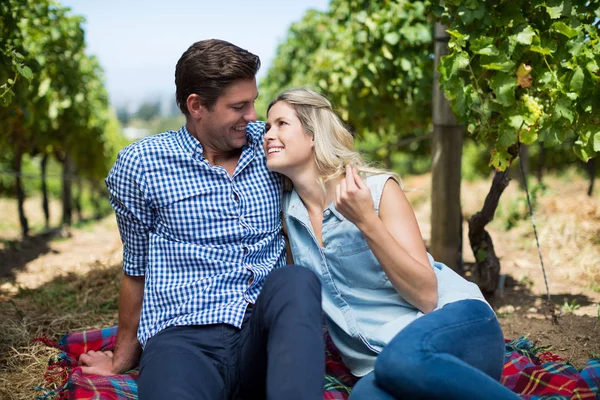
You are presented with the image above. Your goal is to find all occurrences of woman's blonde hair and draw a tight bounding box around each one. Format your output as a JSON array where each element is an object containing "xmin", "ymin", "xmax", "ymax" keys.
[{"xmin": 267, "ymin": 88, "xmax": 400, "ymax": 191}]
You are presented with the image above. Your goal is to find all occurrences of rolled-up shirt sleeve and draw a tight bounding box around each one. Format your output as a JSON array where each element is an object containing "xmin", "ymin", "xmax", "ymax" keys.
[{"xmin": 105, "ymin": 147, "xmax": 154, "ymax": 276}]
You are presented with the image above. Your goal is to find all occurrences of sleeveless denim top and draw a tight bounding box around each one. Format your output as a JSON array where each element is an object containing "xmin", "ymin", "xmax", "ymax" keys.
[{"xmin": 282, "ymin": 174, "xmax": 489, "ymax": 377}]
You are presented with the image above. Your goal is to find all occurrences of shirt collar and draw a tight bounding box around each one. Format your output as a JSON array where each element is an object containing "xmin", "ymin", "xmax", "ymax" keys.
[
  {"xmin": 175, "ymin": 124, "xmax": 202, "ymax": 155},
  {"xmin": 286, "ymin": 189, "xmax": 345, "ymax": 222},
  {"xmin": 175, "ymin": 124, "xmax": 258, "ymax": 156}
]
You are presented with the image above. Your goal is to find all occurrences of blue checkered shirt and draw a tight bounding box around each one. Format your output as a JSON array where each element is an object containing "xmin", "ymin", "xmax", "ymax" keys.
[{"xmin": 106, "ymin": 123, "xmax": 285, "ymax": 347}]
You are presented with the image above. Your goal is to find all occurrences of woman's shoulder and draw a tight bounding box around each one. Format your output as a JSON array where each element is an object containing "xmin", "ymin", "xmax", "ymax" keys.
[{"xmin": 364, "ymin": 173, "xmax": 397, "ymax": 210}]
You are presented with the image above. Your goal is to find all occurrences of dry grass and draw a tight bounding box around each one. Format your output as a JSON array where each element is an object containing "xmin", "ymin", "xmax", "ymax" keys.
[{"xmin": 0, "ymin": 264, "xmax": 121, "ymax": 399}]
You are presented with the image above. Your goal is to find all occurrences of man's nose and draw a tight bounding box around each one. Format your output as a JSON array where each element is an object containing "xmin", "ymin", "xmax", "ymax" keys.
[{"xmin": 245, "ymin": 104, "xmax": 257, "ymax": 122}]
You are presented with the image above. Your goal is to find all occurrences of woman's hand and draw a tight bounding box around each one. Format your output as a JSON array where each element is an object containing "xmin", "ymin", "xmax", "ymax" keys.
[{"xmin": 335, "ymin": 165, "xmax": 377, "ymax": 229}]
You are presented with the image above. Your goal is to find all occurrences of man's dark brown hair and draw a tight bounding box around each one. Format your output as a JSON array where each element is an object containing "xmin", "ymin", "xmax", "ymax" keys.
[{"xmin": 175, "ymin": 39, "xmax": 261, "ymax": 114}]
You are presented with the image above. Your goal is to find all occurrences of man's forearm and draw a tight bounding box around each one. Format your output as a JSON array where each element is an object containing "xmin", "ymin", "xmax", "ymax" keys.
[{"xmin": 112, "ymin": 273, "xmax": 145, "ymax": 373}]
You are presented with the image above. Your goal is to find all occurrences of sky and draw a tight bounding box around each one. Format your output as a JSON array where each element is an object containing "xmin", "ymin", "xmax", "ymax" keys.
[{"xmin": 60, "ymin": 0, "xmax": 331, "ymax": 110}]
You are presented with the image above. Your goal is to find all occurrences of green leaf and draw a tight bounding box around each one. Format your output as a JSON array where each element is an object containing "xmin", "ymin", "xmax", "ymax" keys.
[
  {"xmin": 441, "ymin": 52, "xmax": 470, "ymax": 79},
  {"xmin": 470, "ymin": 37, "xmax": 499, "ymax": 55},
  {"xmin": 553, "ymin": 97, "xmax": 574, "ymax": 123},
  {"xmin": 446, "ymin": 30, "xmax": 466, "ymax": 40},
  {"xmin": 490, "ymin": 72, "xmax": 517, "ymax": 106},
  {"xmin": 545, "ymin": 2, "xmax": 563, "ymax": 19},
  {"xmin": 573, "ymin": 143, "xmax": 591, "ymax": 162},
  {"xmin": 1, "ymin": 91, "xmax": 14, "ymax": 106},
  {"xmin": 384, "ymin": 32, "xmax": 400, "ymax": 46},
  {"xmin": 464, "ymin": 0, "xmax": 479, "ymax": 10},
  {"xmin": 489, "ymin": 149, "xmax": 513, "ymax": 171},
  {"xmin": 520, "ymin": 128, "xmax": 538, "ymax": 145},
  {"xmin": 551, "ymin": 21, "xmax": 578, "ymax": 38},
  {"xmin": 498, "ymin": 125, "xmax": 518, "ymax": 147},
  {"xmin": 481, "ymin": 55, "xmax": 515, "ymax": 72},
  {"xmin": 567, "ymin": 39, "xmax": 584, "ymax": 57},
  {"xmin": 593, "ymin": 132, "xmax": 600, "ymax": 153},
  {"xmin": 508, "ymin": 114, "xmax": 525, "ymax": 130},
  {"xmin": 529, "ymin": 45, "xmax": 553, "ymax": 55},
  {"xmin": 570, "ymin": 67, "xmax": 584, "ymax": 93},
  {"xmin": 457, "ymin": 5, "xmax": 476, "ymax": 24},
  {"xmin": 586, "ymin": 60, "xmax": 599, "ymax": 74},
  {"xmin": 513, "ymin": 25, "xmax": 536, "ymax": 45},
  {"xmin": 16, "ymin": 64, "xmax": 33, "ymax": 81}
]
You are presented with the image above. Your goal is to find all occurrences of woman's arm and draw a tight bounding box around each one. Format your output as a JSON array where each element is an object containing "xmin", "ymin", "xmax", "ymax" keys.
[{"xmin": 335, "ymin": 166, "xmax": 438, "ymax": 313}]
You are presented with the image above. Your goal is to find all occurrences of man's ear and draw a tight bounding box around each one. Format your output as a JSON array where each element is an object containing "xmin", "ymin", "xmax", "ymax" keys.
[{"xmin": 187, "ymin": 94, "xmax": 206, "ymax": 119}]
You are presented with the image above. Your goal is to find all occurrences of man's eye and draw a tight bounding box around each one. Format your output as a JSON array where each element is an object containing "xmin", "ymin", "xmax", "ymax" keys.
[{"xmin": 233, "ymin": 106, "xmax": 244, "ymax": 110}]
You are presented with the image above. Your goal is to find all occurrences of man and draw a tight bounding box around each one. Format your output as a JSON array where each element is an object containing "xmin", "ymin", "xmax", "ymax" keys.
[{"xmin": 79, "ymin": 39, "xmax": 324, "ymax": 400}]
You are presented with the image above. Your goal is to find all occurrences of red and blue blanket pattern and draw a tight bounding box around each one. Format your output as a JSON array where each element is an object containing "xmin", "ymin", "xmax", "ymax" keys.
[{"xmin": 35, "ymin": 326, "xmax": 600, "ymax": 399}]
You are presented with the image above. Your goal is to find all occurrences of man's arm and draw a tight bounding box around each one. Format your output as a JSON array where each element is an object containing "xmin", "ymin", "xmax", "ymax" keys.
[{"xmin": 79, "ymin": 273, "xmax": 144, "ymax": 375}]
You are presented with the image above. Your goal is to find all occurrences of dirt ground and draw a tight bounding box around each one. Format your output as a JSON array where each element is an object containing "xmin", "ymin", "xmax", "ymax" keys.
[
  {"xmin": 0, "ymin": 169, "xmax": 598, "ymax": 398},
  {"xmin": 406, "ymin": 170, "xmax": 600, "ymax": 368}
]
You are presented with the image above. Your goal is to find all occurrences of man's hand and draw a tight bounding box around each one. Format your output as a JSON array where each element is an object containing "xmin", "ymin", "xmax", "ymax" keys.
[
  {"xmin": 335, "ymin": 165, "xmax": 377, "ymax": 228},
  {"xmin": 79, "ymin": 350, "xmax": 117, "ymax": 375}
]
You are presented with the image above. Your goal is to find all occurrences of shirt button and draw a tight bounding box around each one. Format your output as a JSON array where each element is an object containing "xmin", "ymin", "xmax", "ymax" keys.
[
  {"xmin": 240, "ymin": 216, "xmax": 245, "ymax": 222},
  {"xmin": 324, "ymin": 209, "xmax": 331, "ymax": 217},
  {"xmin": 242, "ymin": 246, "xmax": 249, "ymax": 253}
]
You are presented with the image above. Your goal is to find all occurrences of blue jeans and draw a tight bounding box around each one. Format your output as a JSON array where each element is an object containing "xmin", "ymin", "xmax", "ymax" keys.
[
  {"xmin": 349, "ymin": 299, "xmax": 519, "ymax": 400},
  {"xmin": 138, "ymin": 266, "xmax": 324, "ymax": 400}
]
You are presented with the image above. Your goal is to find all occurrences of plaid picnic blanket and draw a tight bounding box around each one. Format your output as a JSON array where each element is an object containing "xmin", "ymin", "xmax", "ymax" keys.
[{"xmin": 36, "ymin": 326, "xmax": 600, "ymax": 399}]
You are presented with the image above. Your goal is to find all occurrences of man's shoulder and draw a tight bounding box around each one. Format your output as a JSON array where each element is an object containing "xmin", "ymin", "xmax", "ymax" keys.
[{"xmin": 119, "ymin": 130, "xmax": 178, "ymax": 159}]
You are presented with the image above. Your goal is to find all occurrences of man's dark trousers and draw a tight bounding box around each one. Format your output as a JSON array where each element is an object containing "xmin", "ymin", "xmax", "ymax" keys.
[{"xmin": 138, "ymin": 265, "xmax": 324, "ymax": 400}]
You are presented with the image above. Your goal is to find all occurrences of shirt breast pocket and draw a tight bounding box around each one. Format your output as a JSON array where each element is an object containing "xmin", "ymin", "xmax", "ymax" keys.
[{"xmin": 334, "ymin": 241, "xmax": 388, "ymax": 289}]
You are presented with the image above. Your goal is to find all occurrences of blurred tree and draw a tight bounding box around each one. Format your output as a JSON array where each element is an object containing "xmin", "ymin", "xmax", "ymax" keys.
[
  {"xmin": 259, "ymin": 0, "xmax": 434, "ymax": 170},
  {"xmin": 116, "ymin": 105, "xmax": 131, "ymax": 126},
  {"xmin": 136, "ymin": 101, "xmax": 161, "ymax": 121},
  {"xmin": 0, "ymin": 0, "xmax": 126, "ymax": 236}
]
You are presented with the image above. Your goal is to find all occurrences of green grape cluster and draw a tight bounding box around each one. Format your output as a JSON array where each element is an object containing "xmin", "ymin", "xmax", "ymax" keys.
[{"xmin": 522, "ymin": 94, "xmax": 544, "ymax": 122}]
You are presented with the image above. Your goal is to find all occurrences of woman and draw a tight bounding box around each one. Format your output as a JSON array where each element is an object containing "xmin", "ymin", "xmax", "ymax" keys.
[{"xmin": 264, "ymin": 88, "xmax": 518, "ymax": 399}]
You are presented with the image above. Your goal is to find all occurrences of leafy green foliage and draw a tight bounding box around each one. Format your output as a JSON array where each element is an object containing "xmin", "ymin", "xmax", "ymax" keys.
[
  {"xmin": 0, "ymin": 0, "xmax": 125, "ymax": 184},
  {"xmin": 258, "ymin": 0, "xmax": 434, "ymax": 169},
  {"xmin": 436, "ymin": 0, "xmax": 600, "ymax": 170}
]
